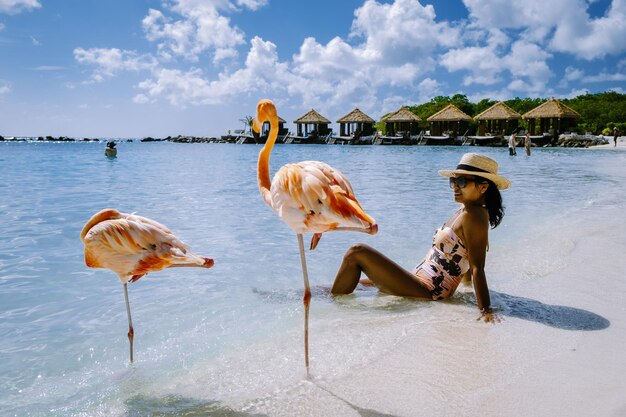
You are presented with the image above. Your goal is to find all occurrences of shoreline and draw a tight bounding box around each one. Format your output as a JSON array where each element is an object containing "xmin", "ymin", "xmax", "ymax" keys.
[
  {"xmin": 586, "ymin": 136, "xmax": 626, "ymax": 149},
  {"xmin": 2, "ymin": 134, "xmax": 622, "ymax": 148}
]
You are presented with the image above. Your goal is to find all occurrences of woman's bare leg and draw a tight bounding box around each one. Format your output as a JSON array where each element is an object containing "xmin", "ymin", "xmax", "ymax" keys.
[{"xmin": 331, "ymin": 244, "xmax": 432, "ymax": 298}]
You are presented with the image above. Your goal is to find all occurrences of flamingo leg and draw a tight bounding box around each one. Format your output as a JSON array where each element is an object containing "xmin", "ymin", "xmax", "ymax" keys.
[
  {"xmin": 297, "ymin": 233, "xmax": 311, "ymax": 373},
  {"xmin": 310, "ymin": 233, "xmax": 322, "ymax": 250},
  {"xmin": 123, "ymin": 283, "xmax": 134, "ymax": 364}
]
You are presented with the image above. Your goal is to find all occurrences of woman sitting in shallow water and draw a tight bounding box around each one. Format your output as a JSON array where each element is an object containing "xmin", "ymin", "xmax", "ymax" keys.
[{"xmin": 331, "ymin": 153, "xmax": 510, "ymax": 322}]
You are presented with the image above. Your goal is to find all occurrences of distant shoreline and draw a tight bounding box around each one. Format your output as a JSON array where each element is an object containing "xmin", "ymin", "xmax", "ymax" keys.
[{"xmin": 1, "ymin": 134, "xmax": 620, "ymax": 148}]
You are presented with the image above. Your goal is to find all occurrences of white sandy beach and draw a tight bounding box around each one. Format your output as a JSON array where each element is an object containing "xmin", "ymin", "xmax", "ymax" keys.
[
  {"xmin": 143, "ymin": 180, "xmax": 626, "ymax": 417},
  {"xmin": 589, "ymin": 136, "xmax": 626, "ymax": 149},
  {"xmin": 308, "ymin": 230, "xmax": 626, "ymax": 417}
]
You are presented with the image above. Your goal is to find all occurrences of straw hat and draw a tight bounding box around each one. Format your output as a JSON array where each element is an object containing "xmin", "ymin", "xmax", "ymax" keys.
[{"xmin": 439, "ymin": 153, "xmax": 510, "ymax": 190}]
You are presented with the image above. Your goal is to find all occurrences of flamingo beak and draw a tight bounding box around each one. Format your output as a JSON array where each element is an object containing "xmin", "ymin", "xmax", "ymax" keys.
[{"xmin": 369, "ymin": 223, "xmax": 378, "ymax": 235}]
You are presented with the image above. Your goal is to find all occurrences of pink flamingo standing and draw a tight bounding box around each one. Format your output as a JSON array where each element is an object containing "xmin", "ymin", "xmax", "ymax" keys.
[
  {"xmin": 80, "ymin": 208, "xmax": 214, "ymax": 363},
  {"xmin": 253, "ymin": 99, "xmax": 378, "ymax": 372}
]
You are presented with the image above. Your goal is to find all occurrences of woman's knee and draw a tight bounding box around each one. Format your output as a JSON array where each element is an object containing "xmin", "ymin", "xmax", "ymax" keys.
[{"xmin": 344, "ymin": 243, "xmax": 375, "ymax": 263}]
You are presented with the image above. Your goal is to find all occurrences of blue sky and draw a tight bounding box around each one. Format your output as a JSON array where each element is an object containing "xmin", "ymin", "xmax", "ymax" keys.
[{"xmin": 1, "ymin": 0, "xmax": 625, "ymax": 138}]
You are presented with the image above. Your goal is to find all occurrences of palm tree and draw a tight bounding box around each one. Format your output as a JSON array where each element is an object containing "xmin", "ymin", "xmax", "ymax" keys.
[{"xmin": 239, "ymin": 116, "xmax": 254, "ymax": 134}]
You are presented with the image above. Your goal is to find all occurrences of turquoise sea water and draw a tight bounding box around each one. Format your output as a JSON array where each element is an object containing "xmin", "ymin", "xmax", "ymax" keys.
[{"xmin": 1, "ymin": 142, "xmax": 625, "ymax": 416}]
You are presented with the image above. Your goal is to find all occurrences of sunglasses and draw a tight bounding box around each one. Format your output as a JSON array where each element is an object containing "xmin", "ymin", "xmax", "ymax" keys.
[{"xmin": 449, "ymin": 176, "xmax": 483, "ymax": 189}]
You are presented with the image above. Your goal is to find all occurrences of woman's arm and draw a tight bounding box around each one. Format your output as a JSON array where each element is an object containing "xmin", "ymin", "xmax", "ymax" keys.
[
  {"xmin": 460, "ymin": 208, "xmax": 491, "ymax": 310},
  {"xmin": 462, "ymin": 208, "xmax": 501, "ymax": 322}
]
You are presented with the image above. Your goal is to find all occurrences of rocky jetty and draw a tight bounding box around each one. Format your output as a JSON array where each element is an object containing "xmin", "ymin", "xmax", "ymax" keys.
[
  {"xmin": 166, "ymin": 135, "xmax": 218, "ymax": 143},
  {"xmin": 556, "ymin": 133, "xmax": 609, "ymax": 148}
]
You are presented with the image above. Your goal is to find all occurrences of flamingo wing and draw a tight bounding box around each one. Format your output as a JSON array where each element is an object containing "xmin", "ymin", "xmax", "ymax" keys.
[
  {"xmin": 270, "ymin": 161, "xmax": 375, "ymax": 234},
  {"xmin": 82, "ymin": 211, "xmax": 206, "ymax": 281}
]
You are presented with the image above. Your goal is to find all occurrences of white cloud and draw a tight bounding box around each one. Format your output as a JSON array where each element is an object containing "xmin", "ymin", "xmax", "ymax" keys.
[
  {"xmin": 558, "ymin": 88, "xmax": 590, "ymax": 99},
  {"xmin": 440, "ymin": 33, "xmax": 552, "ymax": 96},
  {"xmin": 583, "ymin": 71, "xmax": 626, "ymax": 83},
  {"xmin": 0, "ymin": 0, "xmax": 40, "ymax": 14},
  {"xmin": 274, "ymin": 0, "xmax": 461, "ymax": 112},
  {"xmin": 142, "ymin": 0, "xmax": 251, "ymax": 63},
  {"xmin": 350, "ymin": 0, "xmax": 460, "ymax": 64},
  {"xmin": 440, "ymin": 46, "xmax": 503, "ymax": 86},
  {"xmin": 30, "ymin": 35, "xmax": 40, "ymax": 45},
  {"xmin": 503, "ymin": 41, "xmax": 552, "ymax": 87},
  {"xmin": 417, "ymin": 78, "xmax": 443, "ymax": 102},
  {"xmin": 0, "ymin": 22, "xmax": 5, "ymax": 31},
  {"xmin": 556, "ymin": 65, "xmax": 626, "ymax": 84},
  {"xmin": 134, "ymin": 36, "xmax": 293, "ymax": 106},
  {"xmin": 132, "ymin": 0, "xmax": 470, "ymax": 115},
  {"xmin": 74, "ymin": 47, "xmax": 157, "ymax": 82},
  {"xmin": 463, "ymin": 0, "xmax": 567, "ymax": 32},
  {"xmin": 234, "ymin": 0, "xmax": 267, "ymax": 10},
  {"xmin": 463, "ymin": 0, "xmax": 626, "ymax": 60},
  {"xmin": 73, "ymin": 0, "xmax": 625, "ymax": 118},
  {"xmin": 380, "ymin": 95, "xmax": 410, "ymax": 115},
  {"xmin": 134, "ymin": 68, "xmax": 215, "ymax": 107},
  {"xmin": 507, "ymin": 79, "xmax": 531, "ymax": 92},
  {"xmin": 438, "ymin": 3, "xmax": 566, "ymax": 96},
  {"xmin": 467, "ymin": 89, "xmax": 512, "ymax": 103},
  {"xmin": 564, "ymin": 66, "xmax": 584, "ymax": 82},
  {"xmin": 32, "ymin": 65, "xmax": 64, "ymax": 71},
  {"xmin": 132, "ymin": 94, "xmax": 150, "ymax": 104},
  {"xmin": 550, "ymin": 0, "xmax": 626, "ymax": 59},
  {"xmin": 559, "ymin": 66, "xmax": 584, "ymax": 88},
  {"xmin": 0, "ymin": 82, "xmax": 10, "ymax": 94}
]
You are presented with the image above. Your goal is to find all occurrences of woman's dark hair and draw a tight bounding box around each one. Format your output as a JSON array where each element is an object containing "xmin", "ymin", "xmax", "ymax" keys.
[{"xmin": 483, "ymin": 179, "xmax": 504, "ymax": 228}]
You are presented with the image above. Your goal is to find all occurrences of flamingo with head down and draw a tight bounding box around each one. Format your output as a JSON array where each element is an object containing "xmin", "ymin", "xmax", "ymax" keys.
[
  {"xmin": 253, "ymin": 99, "xmax": 377, "ymax": 372},
  {"xmin": 80, "ymin": 208, "xmax": 214, "ymax": 363}
]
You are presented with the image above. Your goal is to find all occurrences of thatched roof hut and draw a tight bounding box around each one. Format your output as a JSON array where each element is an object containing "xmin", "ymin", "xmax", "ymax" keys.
[
  {"xmin": 522, "ymin": 98, "xmax": 580, "ymax": 136},
  {"xmin": 473, "ymin": 102, "xmax": 522, "ymax": 136},
  {"xmin": 427, "ymin": 104, "xmax": 472, "ymax": 122},
  {"xmin": 426, "ymin": 104, "xmax": 472, "ymax": 136},
  {"xmin": 336, "ymin": 108, "xmax": 376, "ymax": 136},
  {"xmin": 261, "ymin": 116, "xmax": 288, "ymax": 136},
  {"xmin": 294, "ymin": 109, "xmax": 331, "ymax": 137},
  {"xmin": 474, "ymin": 102, "xmax": 521, "ymax": 120},
  {"xmin": 522, "ymin": 98, "xmax": 580, "ymax": 119},
  {"xmin": 294, "ymin": 110, "xmax": 331, "ymax": 124},
  {"xmin": 381, "ymin": 106, "xmax": 421, "ymax": 136},
  {"xmin": 382, "ymin": 106, "xmax": 421, "ymax": 122}
]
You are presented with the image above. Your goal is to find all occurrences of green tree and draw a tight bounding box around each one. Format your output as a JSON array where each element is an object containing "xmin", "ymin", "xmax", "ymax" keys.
[{"xmin": 391, "ymin": 91, "xmax": 626, "ymax": 135}]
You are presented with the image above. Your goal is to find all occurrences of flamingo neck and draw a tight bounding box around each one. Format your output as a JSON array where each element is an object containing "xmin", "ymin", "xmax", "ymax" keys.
[
  {"xmin": 80, "ymin": 208, "xmax": 121, "ymax": 242},
  {"xmin": 257, "ymin": 119, "xmax": 278, "ymax": 207}
]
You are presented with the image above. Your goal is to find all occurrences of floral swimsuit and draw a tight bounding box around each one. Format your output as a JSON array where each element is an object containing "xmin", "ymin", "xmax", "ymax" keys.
[{"xmin": 412, "ymin": 225, "xmax": 470, "ymax": 300}]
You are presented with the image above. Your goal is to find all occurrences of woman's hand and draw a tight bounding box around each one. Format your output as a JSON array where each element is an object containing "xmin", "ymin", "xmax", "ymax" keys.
[{"xmin": 477, "ymin": 306, "xmax": 502, "ymax": 323}]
